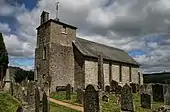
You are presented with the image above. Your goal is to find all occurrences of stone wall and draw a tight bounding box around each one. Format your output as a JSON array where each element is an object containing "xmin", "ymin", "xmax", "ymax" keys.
[
  {"xmin": 74, "ymin": 46, "xmax": 85, "ymax": 90},
  {"xmin": 49, "ymin": 43, "xmax": 74, "ymax": 92},
  {"xmin": 131, "ymin": 67, "xmax": 139, "ymax": 84},
  {"xmin": 111, "ymin": 64, "xmax": 120, "ymax": 83},
  {"xmin": 122, "ymin": 65, "xmax": 130, "ymax": 85},
  {"xmin": 103, "ymin": 62, "xmax": 109, "ymax": 87},
  {"xmin": 85, "ymin": 59, "xmax": 98, "ymax": 87}
]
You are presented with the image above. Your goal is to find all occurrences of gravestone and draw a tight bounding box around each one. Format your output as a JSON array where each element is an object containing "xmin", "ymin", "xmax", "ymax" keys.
[
  {"xmin": 136, "ymin": 84, "xmax": 139, "ymax": 92},
  {"xmin": 105, "ymin": 85, "xmax": 110, "ymax": 93},
  {"xmin": 56, "ymin": 86, "xmax": 66, "ymax": 92},
  {"xmin": 139, "ymin": 85, "xmax": 145, "ymax": 93},
  {"xmin": 84, "ymin": 84, "xmax": 101, "ymax": 112},
  {"xmin": 110, "ymin": 80, "xmax": 118, "ymax": 92},
  {"xmin": 164, "ymin": 89, "xmax": 170, "ymax": 106},
  {"xmin": 121, "ymin": 84, "xmax": 134, "ymax": 112},
  {"xmin": 27, "ymin": 81, "xmax": 35, "ymax": 105},
  {"xmin": 115, "ymin": 85, "xmax": 122, "ymax": 95},
  {"xmin": 66, "ymin": 84, "xmax": 71, "ymax": 100},
  {"xmin": 141, "ymin": 93, "xmax": 151, "ymax": 109},
  {"xmin": 35, "ymin": 87, "xmax": 40, "ymax": 112},
  {"xmin": 98, "ymin": 55, "xmax": 104, "ymax": 90},
  {"xmin": 146, "ymin": 84, "xmax": 152, "ymax": 95},
  {"xmin": 102, "ymin": 95, "xmax": 109, "ymax": 102},
  {"xmin": 16, "ymin": 106, "xmax": 23, "ymax": 112},
  {"xmin": 77, "ymin": 88, "xmax": 84, "ymax": 104},
  {"xmin": 43, "ymin": 92, "xmax": 49, "ymax": 112},
  {"xmin": 152, "ymin": 84, "xmax": 164, "ymax": 102},
  {"xmin": 130, "ymin": 83, "xmax": 137, "ymax": 93}
]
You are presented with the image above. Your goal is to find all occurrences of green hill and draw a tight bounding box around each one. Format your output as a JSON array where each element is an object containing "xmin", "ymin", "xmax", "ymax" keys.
[{"xmin": 0, "ymin": 92, "xmax": 21, "ymax": 112}]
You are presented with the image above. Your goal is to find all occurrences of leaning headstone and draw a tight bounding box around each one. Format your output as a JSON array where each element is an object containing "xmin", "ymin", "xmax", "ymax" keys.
[
  {"xmin": 102, "ymin": 95, "xmax": 109, "ymax": 102},
  {"xmin": 121, "ymin": 84, "xmax": 134, "ymax": 112},
  {"xmin": 141, "ymin": 93, "xmax": 151, "ymax": 109},
  {"xmin": 66, "ymin": 84, "xmax": 71, "ymax": 100},
  {"xmin": 115, "ymin": 85, "xmax": 122, "ymax": 95},
  {"xmin": 35, "ymin": 87, "xmax": 40, "ymax": 112},
  {"xmin": 84, "ymin": 84, "xmax": 101, "ymax": 112},
  {"xmin": 110, "ymin": 80, "xmax": 118, "ymax": 92},
  {"xmin": 42, "ymin": 92, "xmax": 49, "ymax": 112},
  {"xmin": 130, "ymin": 83, "xmax": 137, "ymax": 93},
  {"xmin": 152, "ymin": 84, "xmax": 164, "ymax": 102},
  {"xmin": 77, "ymin": 88, "xmax": 84, "ymax": 104},
  {"xmin": 105, "ymin": 85, "xmax": 110, "ymax": 93}
]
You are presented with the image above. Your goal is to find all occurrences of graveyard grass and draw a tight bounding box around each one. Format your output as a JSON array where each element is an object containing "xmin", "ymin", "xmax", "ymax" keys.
[
  {"xmin": 0, "ymin": 92, "xmax": 21, "ymax": 112},
  {"xmin": 51, "ymin": 92, "xmax": 163, "ymax": 112},
  {"xmin": 50, "ymin": 102, "xmax": 80, "ymax": 112}
]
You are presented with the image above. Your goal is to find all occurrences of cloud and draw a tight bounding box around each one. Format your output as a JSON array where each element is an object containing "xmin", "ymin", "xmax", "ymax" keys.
[
  {"xmin": 0, "ymin": 22, "xmax": 11, "ymax": 33},
  {"xmin": 1, "ymin": 0, "xmax": 170, "ymax": 72}
]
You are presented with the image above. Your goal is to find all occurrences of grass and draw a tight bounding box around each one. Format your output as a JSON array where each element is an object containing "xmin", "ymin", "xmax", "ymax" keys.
[
  {"xmin": 0, "ymin": 92, "xmax": 21, "ymax": 112},
  {"xmin": 50, "ymin": 92, "xmax": 163, "ymax": 112},
  {"xmin": 50, "ymin": 102, "xmax": 80, "ymax": 112}
]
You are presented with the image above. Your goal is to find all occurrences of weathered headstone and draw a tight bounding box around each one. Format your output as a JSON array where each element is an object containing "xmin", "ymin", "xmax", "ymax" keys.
[
  {"xmin": 115, "ymin": 85, "xmax": 122, "ymax": 95},
  {"xmin": 76, "ymin": 88, "xmax": 84, "ymax": 104},
  {"xmin": 139, "ymin": 85, "xmax": 145, "ymax": 93},
  {"xmin": 35, "ymin": 87, "xmax": 40, "ymax": 112},
  {"xmin": 164, "ymin": 89, "xmax": 170, "ymax": 106},
  {"xmin": 141, "ymin": 93, "xmax": 151, "ymax": 109},
  {"xmin": 130, "ymin": 83, "xmax": 137, "ymax": 93},
  {"xmin": 110, "ymin": 80, "xmax": 118, "ymax": 92},
  {"xmin": 42, "ymin": 92, "xmax": 49, "ymax": 112},
  {"xmin": 66, "ymin": 84, "xmax": 71, "ymax": 100},
  {"xmin": 16, "ymin": 106, "xmax": 23, "ymax": 112},
  {"xmin": 121, "ymin": 84, "xmax": 134, "ymax": 112},
  {"xmin": 102, "ymin": 95, "xmax": 109, "ymax": 102},
  {"xmin": 152, "ymin": 84, "xmax": 164, "ymax": 102},
  {"xmin": 146, "ymin": 84, "xmax": 152, "ymax": 95},
  {"xmin": 105, "ymin": 85, "xmax": 110, "ymax": 93},
  {"xmin": 27, "ymin": 81, "xmax": 35, "ymax": 105},
  {"xmin": 84, "ymin": 84, "xmax": 101, "ymax": 112}
]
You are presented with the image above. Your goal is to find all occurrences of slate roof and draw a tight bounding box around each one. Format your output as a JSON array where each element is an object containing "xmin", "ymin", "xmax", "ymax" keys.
[{"xmin": 73, "ymin": 37, "xmax": 139, "ymax": 66}]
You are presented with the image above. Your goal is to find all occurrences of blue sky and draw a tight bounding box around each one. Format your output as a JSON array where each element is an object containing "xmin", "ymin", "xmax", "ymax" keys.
[{"xmin": 0, "ymin": 0, "xmax": 170, "ymax": 73}]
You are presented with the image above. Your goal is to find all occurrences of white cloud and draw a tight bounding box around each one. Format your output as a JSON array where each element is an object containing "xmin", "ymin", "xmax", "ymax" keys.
[
  {"xmin": 0, "ymin": 22, "xmax": 11, "ymax": 33},
  {"xmin": 1, "ymin": 0, "xmax": 170, "ymax": 72}
]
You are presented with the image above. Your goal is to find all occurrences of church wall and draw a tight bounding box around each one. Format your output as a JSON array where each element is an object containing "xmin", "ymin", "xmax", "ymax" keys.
[
  {"xmin": 121, "ymin": 65, "xmax": 130, "ymax": 85},
  {"xmin": 103, "ymin": 62, "xmax": 110, "ymax": 87},
  {"xmin": 111, "ymin": 64, "xmax": 120, "ymax": 83},
  {"xmin": 35, "ymin": 23, "xmax": 51, "ymax": 88},
  {"xmin": 131, "ymin": 67, "xmax": 139, "ymax": 84},
  {"xmin": 84, "ymin": 59, "xmax": 98, "ymax": 87},
  {"xmin": 49, "ymin": 43, "xmax": 74, "ymax": 92},
  {"xmin": 73, "ymin": 46, "xmax": 85, "ymax": 90}
]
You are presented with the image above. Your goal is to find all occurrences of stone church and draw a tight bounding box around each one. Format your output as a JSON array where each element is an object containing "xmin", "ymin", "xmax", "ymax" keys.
[{"xmin": 35, "ymin": 11, "xmax": 143, "ymax": 92}]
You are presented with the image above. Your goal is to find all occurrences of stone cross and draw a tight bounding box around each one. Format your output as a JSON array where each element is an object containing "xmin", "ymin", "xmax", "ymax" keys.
[
  {"xmin": 84, "ymin": 84, "xmax": 101, "ymax": 112},
  {"xmin": 152, "ymin": 84, "xmax": 164, "ymax": 102},
  {"xmin": 35, "ymin": 87, "xmax": 40, "ymax": 112},
  {"xmin": 141, "ymin": 93, "xmax": 151, "ymax": 109},
  {"xmin": 110, "ymin": 80, "xmax": 118, "ymax": 92},
  {"xmin": 121, "ymin": 84, "xmax": 134, "ymax": 112},
  {"xmin": 102, "ymin": 94, "xmax": 109, "ymax": 102},
  {"xmin": 66, "ymin": 84, "xmax": 71, "ymax": 100},
  {"xmin": 76, "ymin": 88, "xmax": 84, "ymax": 104},
  {"xmin": 42, "ymin": 92, "xmax": 49, "ymax": 112},
  {"xmin": 98, "ymin": 54, "xmax": 104, "ymax": 90}
]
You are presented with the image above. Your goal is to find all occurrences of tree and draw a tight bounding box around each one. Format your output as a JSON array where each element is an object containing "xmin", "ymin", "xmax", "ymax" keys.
[
  {"xmin": 0, "ymin": 33, "xmax": 9, "ymax": 82},
  {"xmin": 14, "ymin": 69, "xmax": 34, "ymax": 83}
]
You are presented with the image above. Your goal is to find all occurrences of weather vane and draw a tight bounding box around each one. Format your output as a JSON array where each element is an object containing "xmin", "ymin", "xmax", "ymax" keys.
[{"xmin": 56, "ymin": 1, "xmax": 59, "ymax": 21}]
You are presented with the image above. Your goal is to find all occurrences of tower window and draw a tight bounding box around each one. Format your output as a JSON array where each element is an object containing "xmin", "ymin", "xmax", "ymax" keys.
[
  {"xmin": 43, "ymin": 47, "xmax": 46, "ymax": 60},
  {"xmin": 61, "ymin": 25, "xmax": 67, "ymax": 34}
]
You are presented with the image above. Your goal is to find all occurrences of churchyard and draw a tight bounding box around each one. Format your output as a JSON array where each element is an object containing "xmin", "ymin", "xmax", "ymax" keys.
[{"xmin": 0, "ymin": 80, "xmax": 170, "ymax": 112}]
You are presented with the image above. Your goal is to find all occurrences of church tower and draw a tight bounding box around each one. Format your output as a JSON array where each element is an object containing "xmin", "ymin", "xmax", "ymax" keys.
[{"xmin": 35, "ymin": 11, "xmax": 77, "ymax": 92}]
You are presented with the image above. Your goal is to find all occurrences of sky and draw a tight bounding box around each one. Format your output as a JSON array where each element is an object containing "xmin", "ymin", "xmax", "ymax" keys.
[{"xmin": 0, "ymin": 0, "xmax": 170, "ymax": 73}]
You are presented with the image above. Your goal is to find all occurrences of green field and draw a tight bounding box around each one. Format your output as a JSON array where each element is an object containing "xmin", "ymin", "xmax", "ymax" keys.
[
  {"xmin": 51, "ymin": 92, "xmax": 163, "ymax": 112},
  {"xmin": 0, "ymin": 92, "xmax": 21, "ymax": 112}
]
